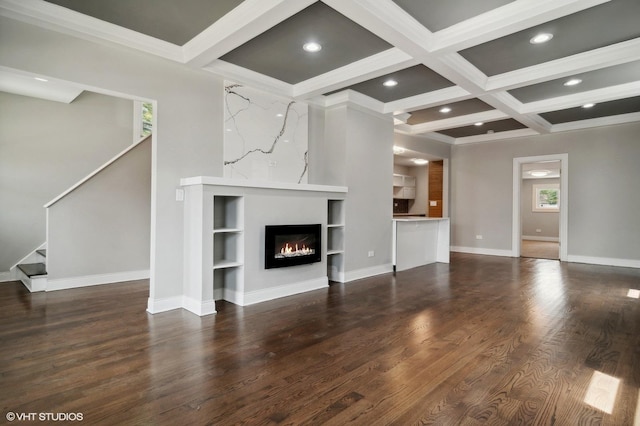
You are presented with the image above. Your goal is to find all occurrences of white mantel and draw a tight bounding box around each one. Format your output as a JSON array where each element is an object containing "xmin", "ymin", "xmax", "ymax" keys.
[{"xmin": 180, "ymin": 176, "xmax": 347, "ymax": 193}]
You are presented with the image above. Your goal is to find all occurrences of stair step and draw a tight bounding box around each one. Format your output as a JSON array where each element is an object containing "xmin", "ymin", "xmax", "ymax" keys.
[
  {"xmin": 17, "ymin": 263, "xmax": 47, "ymax": 277},
  {"xmin": 36, "ymin": 249, "xmax": 47, "ymax": 258}
]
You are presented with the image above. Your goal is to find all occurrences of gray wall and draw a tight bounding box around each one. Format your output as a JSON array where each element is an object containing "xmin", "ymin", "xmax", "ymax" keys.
[
  {"xmin": 451, "ymin": 122, "xmax": 640, "ymax": 261},
  {"xmin": 0, "ymin": 90, "xmax": 133, "ymax": 272},
  {"xmin": 47, "ymin": 138, "xmax": 151, "ymax": 280},
  {"xmin": 320, "ymin": 105, "xmax": 394, "ymax": 278},
  {"xmin": 1, "ymin": 16, "xmax": 224, "ymax": 301},
  {"xmin": 521, "ymin": 178, "xmax": 559, "ymax": 239},
  {"xmin": 343, "ymin": 107, "xmax": 394, "ymax": 277}
]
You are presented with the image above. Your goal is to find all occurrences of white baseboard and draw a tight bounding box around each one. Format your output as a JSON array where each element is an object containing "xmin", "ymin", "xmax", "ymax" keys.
[
  {"xmin": 147, "ymin": 295, "xmax": 183, "ymax": 314},
  {"xmin": 182, "ymin": 296, "xmax": 216, "ymax": 316},
  {"xmin": 343, "ymin": 263, "xmax": 393, "ymax": 283},
  {"xmin": 0, "ymin": 271, "xmax": 15, "ymax": 282},
  {"xmin": 241, "ymin": 277, "xmax": 329, "ymax": 306},
  {"xmin": 328, "ymin": 270, "xmax": 345, "ymax": 283},
  {"xmin": 522, "ymin": 236, "xmax": 560, "ymax": 242},
  {"xmin": 47, "ymin": 269, "xmax": 150, "ymax": 291},
  {"xmin": 450, "ymin": 246, "xmax": 513, "ymax": 257},
  {"xmin": 567, "ymin": 255, "xmax": 640, "ymax": 269}
]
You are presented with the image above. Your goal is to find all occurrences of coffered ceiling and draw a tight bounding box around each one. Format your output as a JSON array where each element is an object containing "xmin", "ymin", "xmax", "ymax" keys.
[{"xmin": 2, "ymin": 0, "xmax": 639, "ymax": 144}]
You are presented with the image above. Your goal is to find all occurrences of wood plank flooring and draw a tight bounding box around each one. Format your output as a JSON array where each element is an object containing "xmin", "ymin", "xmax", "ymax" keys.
[
  {"xmin": 1, "ymin": 253, "xmax": 639, "ymax": 425},
  {"xmin": 521, "ymin": 239, "xmax": 560, "ymax": 260}
]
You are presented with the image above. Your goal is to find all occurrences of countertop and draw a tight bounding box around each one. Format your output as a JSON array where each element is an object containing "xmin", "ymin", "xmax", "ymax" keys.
[{"xmin": 393, "ymin": 216, "xmax": 449, "ymax": 222}]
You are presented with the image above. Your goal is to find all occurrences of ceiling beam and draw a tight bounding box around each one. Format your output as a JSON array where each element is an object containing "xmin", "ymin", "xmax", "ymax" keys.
[{"xmin": 184, "ymin": 0, "xmax": 316, "ymax": 67}]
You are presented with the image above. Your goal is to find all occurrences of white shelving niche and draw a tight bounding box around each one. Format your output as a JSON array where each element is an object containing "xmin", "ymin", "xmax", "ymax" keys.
[
  {"xmin": 327, "ymin": 199, "xmax": 345, "ymax": 282},
  {"xmin": 212, "ymin": 195, "xmax": 244, "ymax": 301}
]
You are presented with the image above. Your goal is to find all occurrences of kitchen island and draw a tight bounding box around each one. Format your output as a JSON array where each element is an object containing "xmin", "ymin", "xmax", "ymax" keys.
[{"xmin": 392, "ymin": 217, "xmax": 450, "ymax": 271}]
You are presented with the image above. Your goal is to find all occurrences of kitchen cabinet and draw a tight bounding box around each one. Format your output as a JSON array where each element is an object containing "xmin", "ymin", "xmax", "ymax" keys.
[{"xmin": 393, "ymin": 174, "xmax": 416, "ymax": 199}]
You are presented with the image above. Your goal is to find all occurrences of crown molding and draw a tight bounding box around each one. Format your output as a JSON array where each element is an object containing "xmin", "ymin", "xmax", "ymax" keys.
[
  {"xmin": 406, "ymin": 109, "xmax": 509, "ymax": 134},
  {"xmin": 520, "ymin": 81, "xmax": 640, "ymax": 114},
  {"xmin": 432, "ymin": 0, "xmax": 610, "ymax": 53},
  {"xmin": 454, "ymin": 128, "xmax": 540, "ymax": 145},
  {"xmin": 293, "ymin": 48, "xmax": 417, "ymax": 99},
  {"xmin": 203, "ymin": 60, "xmax": 293, "ymax": 97},
  {"xmin": 0, "ymin": 0, "xmax": 184, "ymax": 62},
  {"xmin": 383, "ymin": 86, "xmax": 471, "ymax": 114},
  {"xmin": 184, "ymin": 0, "xmax": 315, "ymax": 67},
  {"xmin": 551, "ymin": 112, "xmax": 640, "ymax": 133},
  {"xmin": 486, "ymin": 38, "xmax": 640, "ymax": 92}
]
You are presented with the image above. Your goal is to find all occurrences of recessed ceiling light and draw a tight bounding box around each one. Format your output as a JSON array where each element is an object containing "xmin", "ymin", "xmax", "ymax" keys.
[
  {"xmin": 530, "ymin": 33, "xmax": 553, "ymax": 44},
  {"xmin": 564, "ymin": 78, "xmax": 582, "ymax": 87},
  {"xmin": 412, "ymin": 158, "xmax": 428, "ymax": 165},
  {"xmin": 276, "ymin": 113, "xmax": 283, "ymax": 117},
  {"xmin": 393, "ymin": 146, "xmax": 405, "ymax": 154},
  {"xmin": 383, "ymin": 79, "xmax": 398, "ymax": 87},
  {"xmin": 582, "ymin": 103, "xmax": 596, "ymax": 108},
  {"xmin": 303, "ymin": 42, "xmax": 322, "ymax": 52},
  {"xmin": 34, "ymin": 77, "xmax": 48, "ymax": 82},
  {"xmin": 474, "ymin": 122, "xmax": 484, "ymax": 126},
  {"xmin": 439, "ymin": 107, "xmax": 451, "ymax": 113},
  {"xmin": 530, "ymin": 170, "xmax": 551, "ymax": 177}
]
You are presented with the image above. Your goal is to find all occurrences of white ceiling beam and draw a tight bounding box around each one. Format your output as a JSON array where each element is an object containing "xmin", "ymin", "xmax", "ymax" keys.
[
  {"xmin": 486, "ymin": 38, "xmax": 640, "ymax": 92},
  {"xmin": 322, "ymin": 89, "xmax": 385, "ymax": 113},
  {"xmin": 184, "ymin": 0, "xmax": 315, "ymax": 67},
  {"xmin": 521, "ymin": 81, "xmax": 640, "ymax": 114},
  {"xmin": 551, "ymin": 112, "xmax": 640, "ymax": 133},
  {"xmin": 292, "ymin": 48, "xmax": 418, "ymax": 99},
  {"xmin": 322, "ymin": 0, "xmax": 436, "ymax": 55},
  {"xmin": 480, "ymin": 91, "xmax": 552, "ymax": 133},
  {"xmin": 432, "ymin": 0, "xmax": 611, "ymax": 53},
  {"xmin": 384, "ymin": 86, "xmax": 472, "ymax": 115},
  {"xmin": 0, "ymin": 0, "xmax": 183, "ymax": 62},
  {"xmin": 406, "ymin": 109, "xmax": 509, "ymax": 134},
  {"xmin": 203, "ymin": 60, "xmax": 293, "ymax": 98},
  {"xmin": 454, "ymin": 128, "xmax": 540, "ymax": 145}
]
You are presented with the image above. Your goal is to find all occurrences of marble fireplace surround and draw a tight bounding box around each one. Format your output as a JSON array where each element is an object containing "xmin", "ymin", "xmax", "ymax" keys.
[{"xmin": 180, "ymin": 177, "xmax": 347, "ymax": 316}]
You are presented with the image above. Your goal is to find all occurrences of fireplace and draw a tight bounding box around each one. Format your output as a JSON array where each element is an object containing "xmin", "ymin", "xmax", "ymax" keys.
[{"xmin": 265, "ymin": 224, "xmax": 321, "ymax": 269}]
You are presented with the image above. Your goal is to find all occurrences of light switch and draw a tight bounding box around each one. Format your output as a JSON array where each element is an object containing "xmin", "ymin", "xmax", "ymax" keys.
[
  {"xmin": 429, "ymin": 200, "xmax": 437, "ymax": 206},
  {"xmin": 176, "ymin": 188, "xmax": 184, "ymax": 201}
]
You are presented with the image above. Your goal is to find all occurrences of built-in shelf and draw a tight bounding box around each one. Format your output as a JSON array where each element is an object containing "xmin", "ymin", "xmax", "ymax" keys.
[
  {"xmin": 212, "ymin": 196, "xmax": 244, "ymax": 293},
  {"xmin": 327, "ymin": 199, "xmax": 345, "ymax": 281}
]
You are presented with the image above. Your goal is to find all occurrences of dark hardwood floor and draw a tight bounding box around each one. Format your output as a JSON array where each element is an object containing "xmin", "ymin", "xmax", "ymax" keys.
[{"xmin": 1, "ymin": 253, "xmax": 639, "ymax": 425}]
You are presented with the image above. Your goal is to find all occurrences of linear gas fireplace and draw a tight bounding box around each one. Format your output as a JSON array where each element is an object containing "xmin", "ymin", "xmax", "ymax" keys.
[{"xmin": 265, "ymin": 224, "xmax": 321, "ymax": 269}]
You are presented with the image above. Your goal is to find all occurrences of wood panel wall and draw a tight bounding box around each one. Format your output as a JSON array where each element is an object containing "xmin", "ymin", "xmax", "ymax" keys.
[{"xmin": 428, "ymin": 160, "xmax": 443, "ymax": 217}]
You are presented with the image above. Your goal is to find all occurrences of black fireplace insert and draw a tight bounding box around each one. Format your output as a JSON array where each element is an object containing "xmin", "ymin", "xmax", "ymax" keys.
[{"xmin": 265, "ymin": 224, "xmax": 321, "ymax": 269}]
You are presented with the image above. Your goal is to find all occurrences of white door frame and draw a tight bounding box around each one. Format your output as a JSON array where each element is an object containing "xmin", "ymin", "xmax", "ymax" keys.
[{"xmin": 512, "ymin": 153, "xmax": 568, "ymax": 261}]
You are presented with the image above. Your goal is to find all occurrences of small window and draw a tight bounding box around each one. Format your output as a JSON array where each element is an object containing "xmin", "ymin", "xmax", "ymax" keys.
[
  {"xmin": 134, "ymin": 100, "xmax": 153, "ymax": 141},
  {"xmin": 141, "ymin": 102, "xmax": 153, "ymax": 137},
  {"xmin": 532, "ymin": 183, "xmax": 559, "ymax": 212}
]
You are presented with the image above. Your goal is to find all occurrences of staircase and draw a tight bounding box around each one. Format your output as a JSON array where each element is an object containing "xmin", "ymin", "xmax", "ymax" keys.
[{"xmin": 17, "ymin": 249, "xmax": 47, "ymax": 292}]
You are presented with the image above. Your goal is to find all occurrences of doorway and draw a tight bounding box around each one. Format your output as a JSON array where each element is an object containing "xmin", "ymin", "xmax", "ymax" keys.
[{"xmin": 512, "ymin": 154, "xmax": 568, "ymax": 261}]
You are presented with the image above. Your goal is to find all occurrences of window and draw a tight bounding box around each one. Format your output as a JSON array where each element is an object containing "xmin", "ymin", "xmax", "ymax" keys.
[
  {"xmin": 532, "ymin": 183, "xmax": 559, "ymax": 212},
  {"xmin": 133, "ymin": 100, "xmax": 153, "ymax": 141}
]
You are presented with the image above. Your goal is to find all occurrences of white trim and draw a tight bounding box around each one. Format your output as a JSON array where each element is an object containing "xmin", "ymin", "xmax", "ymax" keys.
[
  {"xmin": 0, "ymin": 0, "xmax": 183, "ymax": 62},
  {"xmin": 147, "ymin": 296, "xmax": 183, "ymax": 314},
  {"xmin": 567, "ymin": 255, "xmax": 640, "ymax": 269},
  {"xmin": 46, "ymin": 269, "xmax": 150, "ymax": 292},
  {"xmin": 385, "ymin": 86, "xmax": 471, "ymax": 115},
  {"xmin": 407, "ymin": 109, "xmax": 509, "ymax": 134},
  {"xmin": 343, "ymin": 263, "xmax": 393, "ymax": 283},
  {"xmin": 450, "ymin": 246, "xmax": 513, "ymax": 257},
  {"xmin": 180, "ymin": 176, "xmax": 348, "ymax": 193},
  {"xmin": 45, "ymin": 135, "xmax": 151, "ymax": 208},
  {"xmin": 513, "ymin": 154, "xmax": 569, "ymax": 261},
  {"xmin": 551, "ymin": 112, "xmax": 640, "ymax": 133},
  {"xmin": 10, "ymin": 241, "xmax": 46, "ymax": 270},
  {"xmin": 0, "ymin": 271, "xmax": 15, "ymax": 282},
  {"xmin": 454, "ymin": 129, "xmax": 539, "ymax": 145},
  {"xmin": 240, "ymin": 277, "xmax": 329, "ymax": 306},
  {"xmin": 322, "ymin": 89, "xmax": 385, "ymax": 114},
  {"xmin": 522, "ymin": 236, "xmax": 560, "ymax": 242},
  {"xmin": 431, "ymin": 0, "xmax": 609, "ymax": 53},
  {"xmin": 204, "ymin": 60, "xmax": 293, "ymax": 98},
  {"xmin": 293, "ymin": 48, "xmax": 417, "ymax": 99},
  {"xmin": 182, "ymin": 296, "xmax": 216, "ymax": 316}
]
